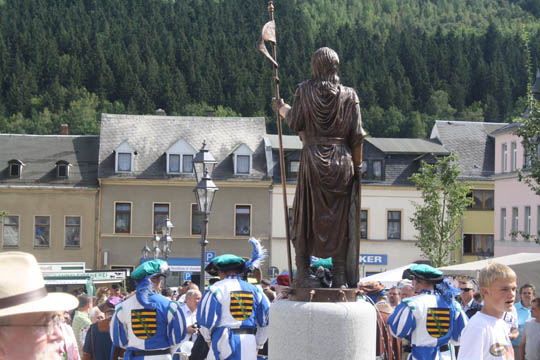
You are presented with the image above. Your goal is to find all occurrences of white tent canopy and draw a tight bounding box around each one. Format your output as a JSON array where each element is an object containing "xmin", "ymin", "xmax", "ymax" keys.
[
  {"xmin": 438, "ymin": 253, "xmax": 540, "ymax": 289},
  {"xmin": 359, "ymin": 263, "xmax": 415, "ymax": 288}
]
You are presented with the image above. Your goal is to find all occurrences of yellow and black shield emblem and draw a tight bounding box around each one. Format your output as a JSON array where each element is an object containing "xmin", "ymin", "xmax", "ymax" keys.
[
  {"xmin": 426, "ymin": 307, "xmax": 450, "ymax": 338},
  {"xmin": 230, "ymin": 291, "xmax": 254, "ymax": 321},
  {"xmin": 131, "ymin": 309, "xmax": 157, "ymax": 339}
]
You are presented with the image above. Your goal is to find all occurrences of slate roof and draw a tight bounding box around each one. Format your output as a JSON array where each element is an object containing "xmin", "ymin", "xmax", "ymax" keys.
[
  {"xmin": 98, "ymin": 114, "xmax": 268, "ymax": 181},
  {"xmin": 490, "ymin": 122, "xmax": 519, "ymax": 136},
  {"xmin": 267, "ymin": 134, "xmax": 303, "ymax": 150},
  {"xmin": 430, "ymin": 120, "xmax": 507, "ymax": 180},
  {"xmin": 268, "ymin": 135, "xmax": 445, "ymax": 186},
  {"xmin": 0, "ymin": 134, "xmax": 99, "ymax": 187},
  {"xmin": 365, "ymin": 138, "xmax": 449, "ymax": 155}
]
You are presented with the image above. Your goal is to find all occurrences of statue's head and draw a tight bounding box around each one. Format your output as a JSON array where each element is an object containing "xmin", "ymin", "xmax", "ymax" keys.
[{"xmin": 311, "ymin": 47, "xmax": 340, "ymax": 83}]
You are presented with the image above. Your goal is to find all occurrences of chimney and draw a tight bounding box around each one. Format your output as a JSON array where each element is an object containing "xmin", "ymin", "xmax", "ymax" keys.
[{"xmin": 60, "ymin": 124, "xmax": 69, "ymax": 135}]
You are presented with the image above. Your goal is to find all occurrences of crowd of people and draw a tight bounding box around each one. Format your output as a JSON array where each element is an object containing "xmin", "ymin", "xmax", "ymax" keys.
[
  {"xmin": 1, "ymin": 249, "xmax": 539, "ymax": 360},
  {"xmin": 360, "ymin": 263, "xmax": 539, "ymax": 360}
]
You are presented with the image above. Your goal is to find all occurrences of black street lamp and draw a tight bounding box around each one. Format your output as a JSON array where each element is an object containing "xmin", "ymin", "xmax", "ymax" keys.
[{"xmin": 193, "ymin": 142, "xmax": 218, "ymax": 290}]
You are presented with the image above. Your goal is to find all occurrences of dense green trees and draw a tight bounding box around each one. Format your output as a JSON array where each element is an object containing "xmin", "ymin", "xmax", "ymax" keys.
[{"xmin": 0, "ymin": 0, "xmax": 539, "ymax": 136}]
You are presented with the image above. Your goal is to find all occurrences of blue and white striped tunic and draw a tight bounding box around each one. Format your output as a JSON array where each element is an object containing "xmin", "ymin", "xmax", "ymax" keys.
[
  {"xmin": 110, "ymin": 292, "xmax": 187, "ymax": 360},
  {"xmin": 388, "ymin": 290, "xmax": 467, "ymax": 360},
  {"xmin": 197, "ymin": 275, "xmax": 270, "ymax": 360}
]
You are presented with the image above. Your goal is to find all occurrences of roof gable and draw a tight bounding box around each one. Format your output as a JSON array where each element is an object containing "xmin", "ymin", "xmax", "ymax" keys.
[{"xmin": 166, "ymin": 139, "xmax": 197, "ymax": 155}]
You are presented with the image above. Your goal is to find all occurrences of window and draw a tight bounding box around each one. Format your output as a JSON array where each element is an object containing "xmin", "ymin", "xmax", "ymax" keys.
[
  {"xmin": 523, "ymin": 150, "xmax": 530, "ymax": 170},
  {"xmin": 166, "ymin": 139, "xmax": 197, "ymax": 175},
  {"xmin": 235, "ymin": 205, "xmax": 251, "ymax": 236},
  {"xmin": 115, "ymin": 140, "xmax": 135, "ymax": 173},
  {"xmin": 8, "ymin": 160, "xmax": 24, "ymax": 178},
  {"xmin": 289, "ymin": 160, "xmax": 300, "ymax": 178},
  {"xmin": 2, "ymin": 216, "xmax": 19, "ymax": 248},
  {"xmin": 182, "ymin": 154, "xmax": 194, "ymax": 173},
  {"xmin": 65, "ymin": 216, "xmax": 81, "ymax": 247},
  {"xmin": 237, "ymin": 155, "xmax": 250, "ymax": 174},
  {"xmin": 372, "ymin": 160, "xmax": 382, "ymax": 180},
  {"xmin": 500, "ymin": 208, "xmax": 506, "ymax": 241},
  {"xmin": 525, "ymin": 206, "xmax": 531, "ymax": 236},
  {"xmin": 361, "ymin": 160, "xmax": 368, "ymax": 178},
  {"xmin": 34, "ymin": 216, "xmax": 50, "ymax": 247},
  {"xmin": 9, "ymin": 163, "xmax": 20, "ymax": 177},
  {"xmin": 511, "ymin": 142, "xmax": 517, "ymax": 171},
  {"xmin": 512, "ymin": 207, "xmax": 518, "ymax": 239},
  {"xmin": 169, "ymin": 154, "xmax": 180, "ymax": 173},
  {"xmin": 191, "ymin": 204, "xmax": 203, "ymax": 235},
  {"xmin": 363, "ymin": 160, "xmax": 384, "ymax": 180},
  {"xmin": 115, "ymin": 203, "xmax": 131, "ymax": 233},
  {"xmin": 463, "ymin": 234, "xmax": 494, "ymax": 256},
  {"xmin": 117, "ymin": 153, "xmax": 132, "ymax": 172},
  {"xmin": 538, "ymin": 205, "xmax": 540, "ymax": 238},
  {"xmin": 153, "ymin": 204, "xmax": 170, "ymax": 233},
  {"xmin": 288, "ymin": 207, "xmax": 293, "ymax": 226},
  {"xmin": 469, "ymin": 190, "xmax": 494, "ymax": 210},
  {"xmin": 58, "ymin": 165, "xmax": 68, "ymax": 177},
  {"xmin": 502, "ymin": 143, "xmax": 507, "ymax": 172},
  {"xmin": 56, "ymin": 161, "xmax": 70, "ymax": 178},
  {"xmin": 387, "ymin": 211, "xmax": 401, "ymax": 240},
  {"xmin": 233, "ymin": 144, "xmax": 253, "ymax": 175},
  {"xmin": 360, "ymin": 210, "xmax": 368, "ymax": 239}
]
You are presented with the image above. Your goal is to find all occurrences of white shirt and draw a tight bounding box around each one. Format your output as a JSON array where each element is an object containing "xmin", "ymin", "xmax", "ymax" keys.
[
  {"xmin": 503, "ymin": 307, "xmax": 519, "ymax": 334},
  {"xmin": 458, "ymin": 312, "xmax": 514, "ymax": 360},
  {"xmin": 179, "ymin": 302, "xmax": 197, "ymax": 342}
]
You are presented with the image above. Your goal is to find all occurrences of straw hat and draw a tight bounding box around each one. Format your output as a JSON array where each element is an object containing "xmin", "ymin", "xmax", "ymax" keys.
[{"xmin": 0, "ymin": 252, "xmax": 78, "ymax": 318}]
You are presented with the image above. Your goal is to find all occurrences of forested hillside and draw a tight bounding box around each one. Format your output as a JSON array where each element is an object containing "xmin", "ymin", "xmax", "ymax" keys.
[{"xmin": 1, "ymin": 0, "xmax": 540, "ymax": 137}]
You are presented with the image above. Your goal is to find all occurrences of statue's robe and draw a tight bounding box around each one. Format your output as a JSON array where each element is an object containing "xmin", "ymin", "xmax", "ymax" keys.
[{"xmin": 285, "ymin": 79, "xmax": 365, "ymax": 263}]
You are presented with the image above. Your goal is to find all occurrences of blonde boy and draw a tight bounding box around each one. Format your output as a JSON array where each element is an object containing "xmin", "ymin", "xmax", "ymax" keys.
[{"xmin": 458, "ymin": 263, "xmax": 517, "ymax": 359}]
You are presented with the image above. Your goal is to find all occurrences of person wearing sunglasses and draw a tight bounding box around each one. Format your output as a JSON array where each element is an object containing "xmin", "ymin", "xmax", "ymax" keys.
[
  {"xmin": 0, "ymin": 252, "xmax": 78, "ymax": 360},
  {"xmin": 459, "ymin": 280, "xmax": 483, "ymax": 319}
]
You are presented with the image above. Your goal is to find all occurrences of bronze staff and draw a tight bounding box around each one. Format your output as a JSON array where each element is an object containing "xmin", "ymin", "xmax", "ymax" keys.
[{"xmin": 257, "ymin": 0, "xmax": 293, "ymax": 283}]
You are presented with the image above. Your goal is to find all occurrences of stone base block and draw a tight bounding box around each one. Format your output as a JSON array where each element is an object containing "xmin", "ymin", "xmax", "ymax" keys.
[{"xmin": 269, "ymin": 299, "xmax": 376, "ymax": 360}]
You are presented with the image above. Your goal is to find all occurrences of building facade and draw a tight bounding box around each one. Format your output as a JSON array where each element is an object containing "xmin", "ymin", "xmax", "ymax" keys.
[
  {"xmin": 431, "ymin": 120, "xmax": 506, "ymax": 263},
  {"xmin": 0, "ymin": 133, "xmax": 99, "ymax": 267},
  {"xmin": 97, "ymin": 114, "xmax": 272, "ymax": 286},
  {"xmin": 492, "ymin": 123, "xmax": 540, "ymax": 256}
]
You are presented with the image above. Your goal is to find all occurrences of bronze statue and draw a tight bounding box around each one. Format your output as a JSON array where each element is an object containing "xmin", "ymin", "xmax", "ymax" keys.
[{"xmin": 273, "ymin": 47, "xmax": 365, "ymax": 288}]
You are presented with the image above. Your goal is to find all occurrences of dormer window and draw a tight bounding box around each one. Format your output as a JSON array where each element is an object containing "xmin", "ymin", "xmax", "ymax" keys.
[
  {"xmin": 56, "ymin": 160, "xmax": 71, "ymax": 178},
  {"xmin": 233, "ymin": 144, "xmax": 253, "ymax": 175},
  {"xmin": 115, "ymin": 141, "xmax": 135, "ymax": 173},
  {"xmin": 166, "ymin": 139, "xmax": 196, "ymax": 174},
  {"xmin": 8, "ymin": 159, "xmax": 24, "ymax": 178}
]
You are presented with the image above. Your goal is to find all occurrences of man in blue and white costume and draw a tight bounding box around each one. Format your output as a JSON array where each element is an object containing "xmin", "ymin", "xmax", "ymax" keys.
[
  {"xmin": 388, "ymin": 264, "xmax": 467, "ymax": 360},
  {"xmin": 197, "ymin": 238, "xmax": 270, "ymax": 360},
  {"xmin": 110, "ymin": 259, "xmax": 187, "ymax": 359}
]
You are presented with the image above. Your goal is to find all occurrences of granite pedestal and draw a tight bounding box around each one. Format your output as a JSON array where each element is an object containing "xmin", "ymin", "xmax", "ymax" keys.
[{"xmin": 268, "ymin": 297, "xmax": 376, "ymax": 360}]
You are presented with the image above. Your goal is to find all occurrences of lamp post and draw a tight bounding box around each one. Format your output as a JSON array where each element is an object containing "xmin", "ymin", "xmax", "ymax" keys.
[
  {"xmin": 193, "ymin": 141, "xmax": 218, "ymax": 290},
  {"xmin": 141, "ymin": 217, "xmax": 174, "ymax": 284}
]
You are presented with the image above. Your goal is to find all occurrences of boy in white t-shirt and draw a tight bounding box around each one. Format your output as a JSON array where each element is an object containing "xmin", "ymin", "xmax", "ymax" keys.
[{"xmin": 458, "ymin": 263, "xmax": 516, "ymax": 360}]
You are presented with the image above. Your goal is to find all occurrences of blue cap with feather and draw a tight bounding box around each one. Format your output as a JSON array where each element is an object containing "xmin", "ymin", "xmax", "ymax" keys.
[{"xmin": 132, "ymin": 259, "xmax": 169, "ymax": 310}]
